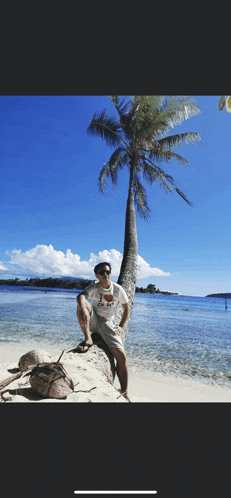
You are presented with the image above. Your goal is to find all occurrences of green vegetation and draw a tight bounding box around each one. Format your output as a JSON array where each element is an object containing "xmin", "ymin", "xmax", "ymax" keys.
[
  {"xmin": 0, "ymin": 277, "xmax": 178, "ymax": 295},
  {"xmin": 0, "ymin": 277, "xmax": 94, "ymax": 290},
  {"xmin": 135, "ymin": 283, "xmax": 178, "ymax": 295},
  {"xmin": 206, "ymin": 293, "xmax": 231, "ymax": 298}
]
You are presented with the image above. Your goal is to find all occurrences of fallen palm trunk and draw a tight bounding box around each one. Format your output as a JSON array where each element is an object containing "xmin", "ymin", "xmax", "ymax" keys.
[{"xmin": 0, "ymin": 365, "xmax": 35, "ymax": 391}]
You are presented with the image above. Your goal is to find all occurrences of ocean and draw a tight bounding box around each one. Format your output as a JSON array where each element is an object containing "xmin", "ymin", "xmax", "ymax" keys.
[{"xmin": 0, "ymin": 285, "xmax": 231, "ymax": 390}]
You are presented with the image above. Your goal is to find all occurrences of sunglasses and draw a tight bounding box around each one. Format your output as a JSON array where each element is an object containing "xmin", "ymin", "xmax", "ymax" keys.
[{"xmin": 99, "ymin": 270, "xmax": 111, "ymax": 276}]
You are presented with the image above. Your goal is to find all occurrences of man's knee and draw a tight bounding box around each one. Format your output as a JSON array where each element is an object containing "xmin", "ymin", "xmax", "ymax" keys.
[
  {"xmin": 111, "ymin": 347, "xmax": 127, "ymax": 364},
  {"xmin": 78, "ymin": 300, "xmax": 91, "ymax": 311},
  {"xmin": 77, "ymin": 302, "xmax": 91, "ymax": 317}
]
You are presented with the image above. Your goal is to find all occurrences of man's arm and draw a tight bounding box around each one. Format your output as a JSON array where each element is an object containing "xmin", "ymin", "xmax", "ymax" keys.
[
  {"xmin": 117, "ymin": 302, "xmax": 130, "ymax": 331},
  {"xmin": 77, "ymin": 291, "xmax": 89, "ymax": 309},
  {"xmin": 77, "ymin": 291, "xmax": 90, "ymax": 323}
]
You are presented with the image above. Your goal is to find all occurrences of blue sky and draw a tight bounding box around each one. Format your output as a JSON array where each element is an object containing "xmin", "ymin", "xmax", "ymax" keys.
[{"xmin": 1, "ymin": 95, "xmax": 231, "ymax": 296}]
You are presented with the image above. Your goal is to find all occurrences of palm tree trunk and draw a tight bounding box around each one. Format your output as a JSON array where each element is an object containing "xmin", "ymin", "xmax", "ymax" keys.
[{"xmin": 117, "ymin": 166, "xmax": 138, "ymax": 342}]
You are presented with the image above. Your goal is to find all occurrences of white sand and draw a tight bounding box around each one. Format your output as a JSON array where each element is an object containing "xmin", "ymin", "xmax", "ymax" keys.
[
  {"xmin": 0, "ymin": 343, "xmax": 230, "ymax": 402},
  {"xmin": 125, "ymin": 370, "xmax": 231, "ymax": 402}
]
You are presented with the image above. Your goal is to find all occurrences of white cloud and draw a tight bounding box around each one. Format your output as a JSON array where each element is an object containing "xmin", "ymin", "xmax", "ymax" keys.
[
  {"xmin": 137, "ymin": 255, "xmax": 170, "ymax": 278},
  {"xmin": 0, "ymin": 262, "xmax": 9, "ymax": 271},
  {"xmin": 1, "ymin": 244, "xmax": 171, "ymax": 279}
]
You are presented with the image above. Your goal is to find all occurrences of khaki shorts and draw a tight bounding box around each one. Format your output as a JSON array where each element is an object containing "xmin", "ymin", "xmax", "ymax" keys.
[{"xmin": 90, "ymin": 309, "xmax": 124, "ymax": 351}]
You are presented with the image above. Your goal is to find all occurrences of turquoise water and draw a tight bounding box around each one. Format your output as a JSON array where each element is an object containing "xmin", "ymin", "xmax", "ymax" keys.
[
  {"xmin": 126, "ymin": 293, "xmax": 231, "ymax": 388},
  {"xmin": 0, "ymin": 286, "xmax": 231, "ymax": 389}
]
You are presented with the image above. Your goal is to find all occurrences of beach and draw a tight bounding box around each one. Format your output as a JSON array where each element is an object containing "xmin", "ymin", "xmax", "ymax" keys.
[
  {"xmin": 0, "ymin": 342, "xmax": 230, "ymax": 402},
  {"xmin": 127, "ymin": 370, "xmax": 231, "ymax": 402},
  {"xmin": 1, "ymin": 288, "xmax": 231, "ymax": 402}
]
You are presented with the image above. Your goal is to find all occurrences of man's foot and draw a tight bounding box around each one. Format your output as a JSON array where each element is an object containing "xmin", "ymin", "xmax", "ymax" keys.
[{"xmin": 71, "ymin": 340, "xmax": 93, "ymax": 354}]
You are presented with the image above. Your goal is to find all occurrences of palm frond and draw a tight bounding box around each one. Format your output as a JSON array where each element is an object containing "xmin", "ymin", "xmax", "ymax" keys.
[
  {"xmin": 136, "ymin": 98, "xmax": 201, "ymax": 147},
  {"xmin": 146, "ymin": 132, "xmax": 201, "ymax": 166},
  {"xmin": 109, "ymin": 96, "xmax": 131, "ymax": 118},
  {"xmin": 164, "ymin": 96, "xmax": 201, "ymax": 122},
  {"xmin": 142, "ymin": 161, "xmax": 172, "ymax": 191},
  {"xmin": 142, "ymin": 159, "xmax": 193, "ymax": 206},
  {"xmin": 143, "ymin": 147, "xmax": 189, "ymax": 166},
  {"xmin": 164, "ymin": 151, "xmax": 189, "ymax": 165},
  {"xmin": 108, "ymin": 147, "xmax": 128, "ymax": 189},
  {"xmin": 153, "ymin": 96, "xmax": 201, "ymax": 136},
  {"xmin": 133, "ymin": 96, "xmax": 164, "ymax": 132},
  {"xmin": 98, "ymin": 163, "xmax": 110, "ymax": 194},
  {"xmin": 87, "ymin": 110, "xmax": 124, "ymax": 147},
  {"xmin": 173, "ymin": 185, "xmax": 193, "ymax": 206},
  {"xmin": 133, "ymin": 172, "xmax": 150, "ymax": 221},
  {"xmin": 142, "ymin": 161, "xmax": 157, "ymax": 185},
  {"xmin": 156, "ymin": 132, "xmax": 201, "ymax": 150},
  {"xmin": 218, "ymin": 96, "xmax": 227, "ymax": 111},
  {"xmin": 161, "ymin": 172, "xmax": 193, "ymax": 206},
  {"xmin": 109, "ymin": 96, "xmax": 134, "ymax": 139},
  {"xmin": 130, "ymin": 106, "xmax": 165, "ymax": 149},
  {"xmin": 135, "ymin": 96, "xmax": 164, "ymax": 116}
]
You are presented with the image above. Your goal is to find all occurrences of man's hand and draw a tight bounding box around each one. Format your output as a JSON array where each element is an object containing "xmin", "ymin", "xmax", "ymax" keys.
[
  {"xmin": 114, "ymin": 325, "xmax": 123, "ymax": 335},
  {"xmin": 115, "ymin": 302, "xmax": 130, "ymax": 334}
]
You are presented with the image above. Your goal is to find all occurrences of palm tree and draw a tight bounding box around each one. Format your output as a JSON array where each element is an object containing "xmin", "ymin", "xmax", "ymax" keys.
[{"xmin": 87, "ymin": 96, "xmax": 201, "ymax": 340}]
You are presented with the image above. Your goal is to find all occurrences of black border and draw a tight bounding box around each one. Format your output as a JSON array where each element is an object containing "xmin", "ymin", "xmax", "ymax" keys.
[{"xmin": 1, "ymin": 402, "xmax": 230, "ymax": 496}]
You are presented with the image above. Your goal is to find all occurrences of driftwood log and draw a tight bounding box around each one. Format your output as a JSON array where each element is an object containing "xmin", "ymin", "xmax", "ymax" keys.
[{"xmin": 0, "ymin": 334, "xmax": 130, "ymax": 402}]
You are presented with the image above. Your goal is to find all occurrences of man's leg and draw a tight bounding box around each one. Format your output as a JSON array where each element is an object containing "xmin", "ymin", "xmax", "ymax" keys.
[
  {"xmin": 76, "ymin": 301, "xmax": 93, "ymax": 351},
  {"xmin": 110, "ymin": 347, "xmax": 128, "ymax": 396}
]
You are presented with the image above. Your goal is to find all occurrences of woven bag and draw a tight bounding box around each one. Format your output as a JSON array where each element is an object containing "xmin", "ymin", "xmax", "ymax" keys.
[
  {"xmin": 18, "ymin": 350, "xmax": 52, "ymax": 372},
  {"xmin": 29, "ymin": 362, "xmax": 74, "ymax": 398}
]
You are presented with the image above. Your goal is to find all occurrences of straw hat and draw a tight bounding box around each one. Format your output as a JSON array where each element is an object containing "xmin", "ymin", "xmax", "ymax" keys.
[
  {"xmin": 29, "ymin": 362, "xmax": 74, "ymax": 399},
  {"xmin": 18, "ymin": 350, "xmax": 52, "ymax": 372}
]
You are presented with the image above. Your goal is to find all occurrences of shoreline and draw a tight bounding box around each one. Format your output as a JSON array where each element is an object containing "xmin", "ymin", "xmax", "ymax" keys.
[{"xmin": 0, "ymin": 342, "xmax": 230, "ymax": 402}]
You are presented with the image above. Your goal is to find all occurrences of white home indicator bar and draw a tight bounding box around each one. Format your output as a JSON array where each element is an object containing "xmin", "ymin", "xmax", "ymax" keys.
[{"xmin": 74, "ymin": 492, "xmax": 157, "ymax": 495}]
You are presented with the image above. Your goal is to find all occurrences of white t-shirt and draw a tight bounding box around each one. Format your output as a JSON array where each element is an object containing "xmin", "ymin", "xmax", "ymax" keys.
[{"xmin": 82, "ymin": 280, "xmax": 129, "ymax": 321}]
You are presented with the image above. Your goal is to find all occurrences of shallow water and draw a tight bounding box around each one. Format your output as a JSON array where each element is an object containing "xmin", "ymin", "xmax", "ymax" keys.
[
  {"xmin": 0, "ymin": 286, "xmax": 231, "ymax": 389},
  {"xmin": 126, "ymin": 294, "xmax": 231, "ymax": 388}
]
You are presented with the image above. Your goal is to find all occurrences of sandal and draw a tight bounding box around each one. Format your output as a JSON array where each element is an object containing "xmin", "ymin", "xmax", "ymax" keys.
[{"xmin": 73, "ymin": 341, "xmax": 93, "ymax": 354}]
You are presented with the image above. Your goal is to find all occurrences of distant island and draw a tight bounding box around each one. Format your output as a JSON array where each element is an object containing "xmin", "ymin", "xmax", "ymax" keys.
[
  {"xmin": 0, "ymin": 277, "xmax": 94, "ymax": 290},
  {"xmin": 0, "ymin": 278, "xmax": 178, "ymax": 295},
  {"xmin": 135, "ymin": 283, "xmax": 178, "ymax": 295},
  {"xmin": 206, "ymin": 293, "xmax": 231, "ymax": 298}
]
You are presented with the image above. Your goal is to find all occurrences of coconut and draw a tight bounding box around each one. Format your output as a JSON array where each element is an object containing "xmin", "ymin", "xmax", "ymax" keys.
[
  {"xmin": 29, "ymin": 362, "xmax": 74, "ymax": 399},
  {"xmin": 18, "ymin": 350, "xmax": 52, "ymax": 372}
]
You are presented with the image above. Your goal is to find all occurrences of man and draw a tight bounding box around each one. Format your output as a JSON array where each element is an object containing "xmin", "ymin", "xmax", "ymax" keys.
[{"xmin": 76, "ymin": 262, "xmax": 130, "ymax": 397}]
